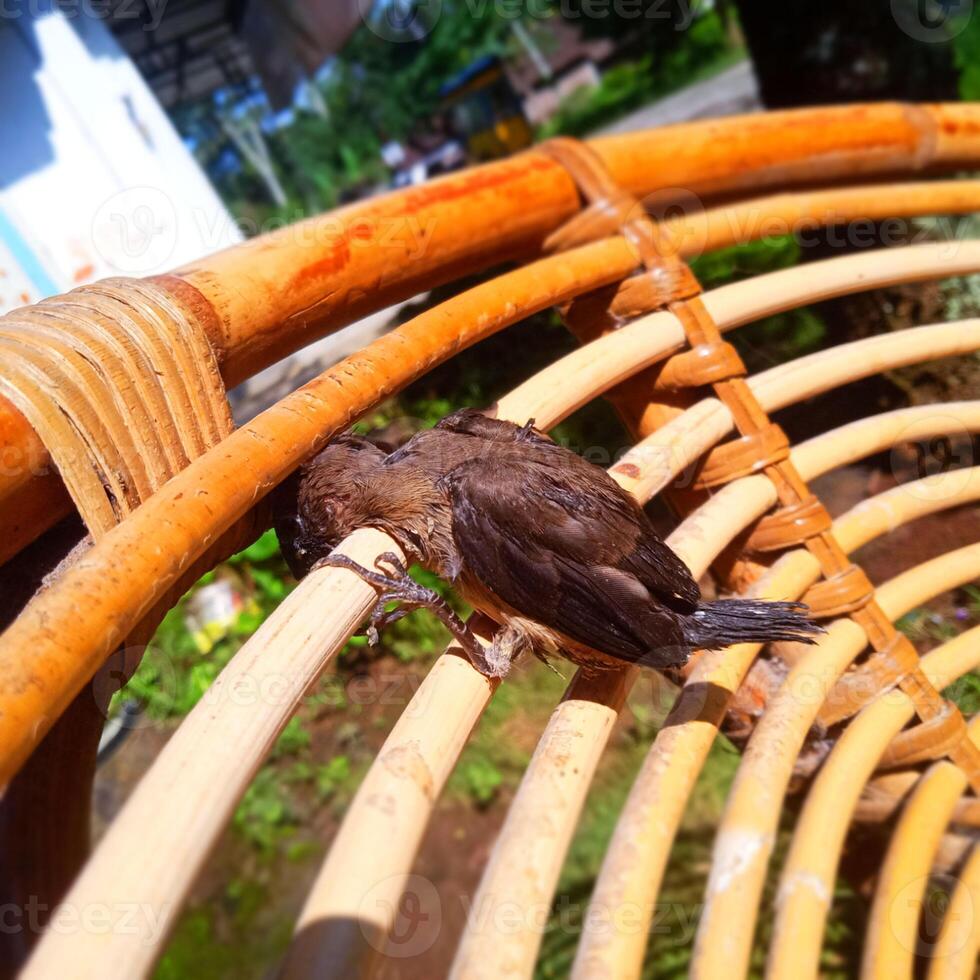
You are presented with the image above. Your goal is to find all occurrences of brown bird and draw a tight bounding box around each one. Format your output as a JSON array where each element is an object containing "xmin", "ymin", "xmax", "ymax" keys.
[{"xmin": 274, "ymin": 409, "xmax": 821, "ymax": 677}]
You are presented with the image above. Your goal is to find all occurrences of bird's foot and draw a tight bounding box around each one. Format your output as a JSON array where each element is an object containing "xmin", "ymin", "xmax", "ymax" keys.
[{"xmin": 320, "ymin": 551, "xmax": 495, "ymax": 675}]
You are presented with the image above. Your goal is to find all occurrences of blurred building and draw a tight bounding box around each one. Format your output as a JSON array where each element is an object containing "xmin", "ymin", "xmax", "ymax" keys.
[
  {"xmin": 0, "ymin": 0, "xmax": 358, "ymax": 315},
  {"xmin": 0, "ymin": 5, "xmax": 243, "ymax": 314}
]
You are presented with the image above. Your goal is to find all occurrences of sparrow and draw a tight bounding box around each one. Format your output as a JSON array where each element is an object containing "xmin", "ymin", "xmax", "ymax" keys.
[{"xmin": 273, "ymin": 408, "xmax": 821, "ymax": 677}]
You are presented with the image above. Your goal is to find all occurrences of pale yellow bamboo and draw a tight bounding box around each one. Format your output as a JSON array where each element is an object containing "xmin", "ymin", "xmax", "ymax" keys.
[
  {"xmin": 665, "ymin": 180, "xmax": 980, "ymax": 260},
  {"xmin": 501, "ymin": 238, "xmax": 980, "ymax": 429},
  {"xmin": 792, "ymin": 401, "xmax": 980, "ymax": 483},
  {"xmin": 284, "ymin": 640, "xmax": 498, "ymax": 978},
  {"xmin": 835, "ymin": 468, "xmax": 980, "ymax": 554},
  {"xmin": 691, "ymin": 542, "xmax": 980, "ymax": 980},
  {"xmin": 926, "ymin": 844, "xmax": 980, "ymax": 980},
  {"xmin": 571, "ymin": 468, "xmax": 980, "ymax": 980},
  {"xmin": 20, "ymin": 526, "xmax": 409, "ymax": 978},
  {"xmin": 767, "ymin": 611, "xmax": 980, "ymax": 980},
  {"xmin": 861, "ymin": 721, "xmax": 980, "ymax": 980}
]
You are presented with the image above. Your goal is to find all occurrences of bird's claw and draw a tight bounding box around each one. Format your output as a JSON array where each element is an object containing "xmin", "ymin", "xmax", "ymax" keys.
[{"xmin": 320, "ymin": 551, "xmax": 492, "ymax": 674}]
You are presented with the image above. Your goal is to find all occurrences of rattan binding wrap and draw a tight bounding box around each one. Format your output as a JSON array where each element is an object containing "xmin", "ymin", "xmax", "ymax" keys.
[{"xmin": 0, "ymin": 278, "xmax": 231, "ymax": 536}]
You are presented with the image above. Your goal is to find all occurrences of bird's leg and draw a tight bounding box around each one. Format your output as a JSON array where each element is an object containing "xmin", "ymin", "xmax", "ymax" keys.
[{"xmin": 319, "ymin": 552, "xmax": 494, "ymax": 674}]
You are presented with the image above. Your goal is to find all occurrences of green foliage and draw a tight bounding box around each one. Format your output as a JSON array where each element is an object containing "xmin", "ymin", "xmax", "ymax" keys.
[
  {"xmin": 953, "ymin": 7, "xmax": 980, "ymax": 100},
  {"xmin": 233, "ymin": 767, "xmax": 295, "ymax": 853},
  {"xmin": 316, "ymin": 756, "xmax": 353, "ymax": 800},
  {"xmin": 457, "ymin": 757, "xmax": 504, "ymax": 806},
  {"xmin": 539, "ymin": 14, "xmax": 736, "ymax": 138},
  {"xmin": 273, "ymin": 717, "xmax": 312, "ymax": 758}
]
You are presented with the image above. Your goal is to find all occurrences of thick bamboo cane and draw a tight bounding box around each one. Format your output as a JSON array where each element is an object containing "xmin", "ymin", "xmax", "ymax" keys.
[
  {"xmin": 766, "ymin": 604, "xmax": 980, "ymax": 980},
  {"xmin": 5, "ymin": 173, "xmax": 980, "ymax": 562}
]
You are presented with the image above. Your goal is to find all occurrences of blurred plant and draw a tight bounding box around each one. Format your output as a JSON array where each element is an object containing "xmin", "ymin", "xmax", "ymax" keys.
[
  {"xmin": 233, "ymin": 767, "xmax": 296, "ymax": 853},
  {"xmin": 538, "ymin": 13, "xmax": 735, "ymax": 138},
  {"xmin": 457, "ymin": 757, "xmax": 504, "ymax": 807}
]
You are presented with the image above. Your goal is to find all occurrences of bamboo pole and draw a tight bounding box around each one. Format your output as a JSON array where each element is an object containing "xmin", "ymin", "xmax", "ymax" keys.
[
  {"xmin": 5, "ymin": 173, "xmax": 980, "ymax": 561},
  {"xmin": 766, "ymin": 604, "xmax": 980, "ymax": 980}
]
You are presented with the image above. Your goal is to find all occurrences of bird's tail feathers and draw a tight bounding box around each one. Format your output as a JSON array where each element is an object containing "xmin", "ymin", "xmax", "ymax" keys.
[{"xmin": 682, "ymin": 598, "xmax": 823, "ymax": 650}]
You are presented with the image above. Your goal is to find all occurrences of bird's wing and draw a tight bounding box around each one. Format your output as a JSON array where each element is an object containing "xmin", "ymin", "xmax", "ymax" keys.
[{"xmin": 441, "ymin": 456, "xmax": 697, "ymax": 665}]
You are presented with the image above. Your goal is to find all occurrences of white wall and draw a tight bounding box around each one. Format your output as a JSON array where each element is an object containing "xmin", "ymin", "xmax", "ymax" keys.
[{"xmin": 0, "ymin": 5, "xmax": 243, "ymax": 314}]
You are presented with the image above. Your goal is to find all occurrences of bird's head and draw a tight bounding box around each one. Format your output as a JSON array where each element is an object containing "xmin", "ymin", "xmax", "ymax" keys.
[{"xmin": 273, "ymin": 433, "xmax": 388, "ymax": 580}]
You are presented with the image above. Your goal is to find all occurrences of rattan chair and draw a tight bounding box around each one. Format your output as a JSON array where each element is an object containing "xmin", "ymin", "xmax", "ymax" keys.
[{"xmin": 3, "ymin": 103, "xmax": 980, "ymax": 979}]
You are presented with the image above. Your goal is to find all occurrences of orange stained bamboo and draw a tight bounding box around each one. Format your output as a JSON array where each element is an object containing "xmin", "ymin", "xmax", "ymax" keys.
[
  {"xmin": 5, "ymin": 175, "xmax": 980, "ymax": 561},
  {"xmin": 178, "ymin": 102, "xmax": 980, "ymax": 381},
  {"xmin": 861, "ymin": 722, "xmax": 980, "ymax": 980},
  {"xmin": 767, "ymin": 604, "xmax": 980, "ymax": 980},
  {"xmin": 925, "ymin": 843, "xmax": 980, "ymax": 980},
  {"xmin": 1, "ymin": 240, "xmax": 975, "ymax": 789}
]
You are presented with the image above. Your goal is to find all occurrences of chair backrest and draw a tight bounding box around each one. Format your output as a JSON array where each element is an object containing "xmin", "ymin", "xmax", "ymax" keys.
[{"xmin": 2, "ymin": 103, "xmax": 980, "ymax": 979}]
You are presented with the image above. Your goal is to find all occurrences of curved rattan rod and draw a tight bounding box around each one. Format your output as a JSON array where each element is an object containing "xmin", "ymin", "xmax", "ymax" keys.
[
  {"xmin": 861, "ymin": 728, "xmax": 980, "ymax": 980},
  {"xmin": 2, "ymin": 241, "xmax": 975, "ymax": 789},
  {"xmin": 926, "ymin": 842, "xmax": 980, "ymax": 980},
  {"xmin": 4, "ymin": 176, "xmax": 980, "ymax": 563},
  {"xmin": 573, "ymin": 456, "xmax": 980, "ymax": 979},
  {"xmin": 23, "ymin": 342, "xmax": 980, "ymax": 980},
  {"xmin": 766, "ymin": 594, "xmax": 980, "ymax": 980},
  {"xmin": 692, "ymin": 545, "xmax": 980, "ymax": 977}
]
